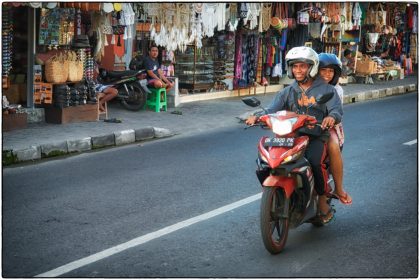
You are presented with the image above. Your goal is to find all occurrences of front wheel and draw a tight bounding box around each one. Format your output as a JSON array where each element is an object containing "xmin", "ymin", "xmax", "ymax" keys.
[
  {"xmin": 120, "ymin": 83, "xmax": 147, "ymax": 111},
  {"xmin": 260, "ymin": 187, "xmax": 289, "ymax": 254}
]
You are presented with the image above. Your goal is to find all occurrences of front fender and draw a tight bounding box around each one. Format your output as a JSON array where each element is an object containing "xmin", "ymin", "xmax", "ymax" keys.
[{"xmin": 263, "ymin": 175, "xmax": 296, "ymax": 199}]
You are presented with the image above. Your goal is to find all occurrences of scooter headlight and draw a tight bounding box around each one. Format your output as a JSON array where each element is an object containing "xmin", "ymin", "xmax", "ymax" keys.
[{"xmin": 271, "ymin": 117, "xmax": 297, "ymax": 136}]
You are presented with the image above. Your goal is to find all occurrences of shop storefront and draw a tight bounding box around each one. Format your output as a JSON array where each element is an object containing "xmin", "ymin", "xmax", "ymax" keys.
[
  {"xmin": 1, "ymin": 2, "xmax": 418, "ymax": 130},
  {"xmin": 143, "ymin": 2, "xmax": 417, "ymax": 89},
  {"xmin": 2, "ymin": 4, "xmax": 31, "ymax": 131}
]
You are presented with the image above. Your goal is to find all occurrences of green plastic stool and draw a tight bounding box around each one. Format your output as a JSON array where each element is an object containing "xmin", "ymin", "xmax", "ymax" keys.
[{"xmin": 146, "ymin": 87, "xmax": 167, "ymax": 112}]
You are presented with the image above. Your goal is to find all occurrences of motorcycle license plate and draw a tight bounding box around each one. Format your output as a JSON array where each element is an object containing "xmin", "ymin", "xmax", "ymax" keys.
[{"xmin": 264, "ymin": 137, "xmax": 294, "ymax": 147}]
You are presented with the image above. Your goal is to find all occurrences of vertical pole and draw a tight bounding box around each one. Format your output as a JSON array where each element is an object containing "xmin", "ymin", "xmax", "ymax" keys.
[
  {"xmin": 353, "ymin": 27, "xmax": 362, "ymax": 74},
  {"xmin": 26, "ymin": 7, "xmax": 36, "ymax": 108}
]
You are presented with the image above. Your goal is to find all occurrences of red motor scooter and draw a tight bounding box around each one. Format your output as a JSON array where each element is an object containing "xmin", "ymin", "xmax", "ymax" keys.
[{"xmin": 242, "ymin": 92, "xmax": 336, "ymax": 254}]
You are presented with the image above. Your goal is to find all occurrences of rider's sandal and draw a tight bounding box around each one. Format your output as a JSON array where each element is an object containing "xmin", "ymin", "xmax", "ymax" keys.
[
  {"xmin": 331, "ymin": 192, "xmax": 352, "ymax": 205},
  {"xmin": 104, "ymin": 118, "xmax": 122, "ymax": 123},
  {"xmin": 318, "ymin": 204, "xmax": 336, "ymax": 225}
]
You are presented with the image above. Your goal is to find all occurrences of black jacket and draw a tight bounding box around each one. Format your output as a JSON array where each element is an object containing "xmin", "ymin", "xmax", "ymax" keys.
[{"xmin": 266, "ymin": 76, "xmax": 343, "ymax": 124}]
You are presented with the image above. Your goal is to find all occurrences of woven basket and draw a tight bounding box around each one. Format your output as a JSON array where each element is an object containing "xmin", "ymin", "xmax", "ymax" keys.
[
  {"xmin": 45, "ymin": 59, "xmax": 68, "ymax": 83},
  {"xmin": 68, "ymin": 61, "xmax": 84, "ymax": 82}
]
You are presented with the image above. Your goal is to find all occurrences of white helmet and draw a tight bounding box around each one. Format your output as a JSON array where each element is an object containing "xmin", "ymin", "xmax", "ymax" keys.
[{"xmin": 285, "ymin": 46, "xmax": 319, "ymax": 80}]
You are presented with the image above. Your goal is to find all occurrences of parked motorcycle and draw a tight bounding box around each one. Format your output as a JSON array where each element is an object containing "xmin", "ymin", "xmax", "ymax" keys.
[
  {"xmin": 97, "ymin": 68, "xmax": 148, "ymax": 111},
  {"xmin": 242, "ymin": 92, "xmax": 336, "ymax": 254}
]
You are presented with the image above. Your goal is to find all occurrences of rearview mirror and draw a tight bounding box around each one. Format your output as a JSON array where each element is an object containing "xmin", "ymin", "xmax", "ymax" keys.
[
  {"xmin": 316, "ymin": 92, "xmax": 334, "ymax": 104},
  {"xmin": 242, "ymin": 97, "xmax": 261, "ymax": 107}
]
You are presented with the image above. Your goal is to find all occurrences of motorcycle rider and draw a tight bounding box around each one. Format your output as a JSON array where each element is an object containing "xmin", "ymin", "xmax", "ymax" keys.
[
  {"xmin": 318, "ymin": 53, "xmax": 352, "ymax": 205},
  {"xmin": 246, "ymin": 46, "xmax": 343, "ymax": 223}
]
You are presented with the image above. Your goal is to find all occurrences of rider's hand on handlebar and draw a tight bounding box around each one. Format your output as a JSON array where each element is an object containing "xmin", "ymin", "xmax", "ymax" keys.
[
  {"xmin": 245, "ymin": 115, "xmax": 259, "ymax": 126},
  {"xmin": 321, "ymin": 116, "xmax": 335, "ymax": 130}
]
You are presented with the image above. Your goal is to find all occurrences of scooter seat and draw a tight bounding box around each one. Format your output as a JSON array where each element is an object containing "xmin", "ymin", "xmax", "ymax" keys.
[{"xmin": 106, "ymin": 70, "xmax": 138, "ymax": 79}]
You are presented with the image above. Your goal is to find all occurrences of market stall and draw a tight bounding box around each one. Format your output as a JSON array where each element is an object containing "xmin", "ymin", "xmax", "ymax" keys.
[
  {"xmin": 1, "ymin": 2, "xmax": 418, "ymax": 130},
  {"xmin": 2, "ymin": 4, "xmax": 28, "ymax": 131}
]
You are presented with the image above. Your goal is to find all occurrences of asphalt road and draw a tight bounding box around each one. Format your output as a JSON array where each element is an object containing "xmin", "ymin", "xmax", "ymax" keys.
[{"xmin": 3, "ymin": 92, "xmax": 418, "ymax": 277}]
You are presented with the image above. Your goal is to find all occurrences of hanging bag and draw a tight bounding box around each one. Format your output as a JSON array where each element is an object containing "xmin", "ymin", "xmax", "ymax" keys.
[
  {"xmin": 330, "ymin": 3, "xmax": 341, "ymax": 24},
  {"xmin": 375, "ymin": 3, "xmax": 386, "ymax": 28},
  {"xmin": 278, "ymin": 3, "xmax": 295, "ymax": 30},
  {"xmin": 271, "ymin": 3, "xmax": 290, "ymax": 32},
  {"xmin": 297, "ymin": 9, "xmax": 310, "ymax": 25},
  {"xmin": 101, "ymin": 14, "xmax": 113, "ymax": 35},
  {"xmin": 67, "ymin": 51, "xmax": 83, "ymax": 82},
  {"xmin": 112, "ymin": 25, "xmax": 125, "ymax": 46},
  {"xmin": 270, "ymin": 3, "xmax": 281, "ymax": 30},
  {"xmin": 365, "ymin": 3, "xmax": 375, "ymax": 25},
  {"xmin": 45, "ymin": 53, "xmax": 68, "ymax": 83},
  {"xmin": 365, "ymin": 33, "xmax": 379, "ymax": 52}
]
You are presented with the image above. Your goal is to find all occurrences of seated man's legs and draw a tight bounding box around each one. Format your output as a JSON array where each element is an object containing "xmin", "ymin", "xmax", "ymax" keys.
[
  {"xmin": 148, "ymin": 79, "xmax": 164, "ymax": 89},
  {"xmin": 165, "ymin": 80, "xmax": 174, "ymax": 91},
  {"xmin": 148, "ymin": 79, "xmax": 173, "ymax": 91},
  {"xmin": 99, "ymin": 87, "xmax": 118, "ymax": 112}
]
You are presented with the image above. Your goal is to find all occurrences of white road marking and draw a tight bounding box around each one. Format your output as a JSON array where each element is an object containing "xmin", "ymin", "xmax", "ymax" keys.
[
  {"xmin": 35, "ymin": 193, "xmax": 262, "ymax": 277},
  {"xmin": 403, "ymin": 139, "xmax": 417, "ymax": 146}
]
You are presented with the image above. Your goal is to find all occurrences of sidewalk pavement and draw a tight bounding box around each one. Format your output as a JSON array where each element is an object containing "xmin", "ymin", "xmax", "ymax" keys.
[{"xmin": 2, "ymin": 75, "xmax": 417, "ymax": 165}]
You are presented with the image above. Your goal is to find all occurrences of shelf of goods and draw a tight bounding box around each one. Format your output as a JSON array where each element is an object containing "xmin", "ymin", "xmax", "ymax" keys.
[
  {"xmin": 175, "ymin": 44, "xmax": 215, "ymax": 93},
  {"xmin": 212, "ymin": 32, "xmax": 235, "ymax": 90}
]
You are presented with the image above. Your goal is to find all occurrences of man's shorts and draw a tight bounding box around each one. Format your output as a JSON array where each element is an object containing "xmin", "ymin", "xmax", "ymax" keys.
[
  {"xmin": 95, "ymin": 84, "xmax": 110, "ymax": 92},
  {"xmin": 147, "ymin": 79, "xmax": 160, "ymax": 86}
]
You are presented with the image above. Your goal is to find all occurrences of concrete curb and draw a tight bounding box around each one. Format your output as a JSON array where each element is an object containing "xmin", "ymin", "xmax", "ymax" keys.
[
  {"xmin": 134, "ymin": 126, "xmax": 155, "ymax": 141},
  {"xmin": 4, "ymin": 126, "xmax": 175, "ymax": 165},
  {"xmin": 114, "ymin": 129, "xmax": 135, "ymax": 146},
  {"xmin": 67, "ymin": 137, "xmax": 92, "ymax": 153},
  {"xmin": 2, "ymin": 85, "xmax": 416, "ymax": 165},
  {"xmin": 342, "ymin": 83, "xmax": 416, "ymax": 105},
  {"xmin": 40, "ymin": 141, "xmax": 68, "ymax": 158}
]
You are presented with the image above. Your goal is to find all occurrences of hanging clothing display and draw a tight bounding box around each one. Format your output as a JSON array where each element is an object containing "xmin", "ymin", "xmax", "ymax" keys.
[
  {"xmin": 247, "ymin": 3, "xmax": 261, "ymax": 30},
  {"xmin": 227, "ymin": 3, "xmax": 239, "ymax": 31},
  {"xmin": 202, "ymin": 3, "xmax": 218, "ymax": 37},
  {"xmin": 2, "ymin": 6, "xmax": 13, "ymax": 89},
  {"xmin": 215, "ymin": 3, "xmax": 228, "ymax": 31},
  {"xmin": 288, "ymin": 24, "xmax": 309, "ymax": 48},
  {"xmin": 409, "ymin": 34, "xmax": 417, "ymax": 64},
  {"xmin": 353, "ymin": 3, "xmax": 363, "ymax": 29},
  {"xmin": 260, "ymin": 3, "xmax": 272, "ymax": 32},
  {"xmin": 235, "ymin": 32, "xmax": 259, "ymax": 88},
  {"xmin": 234, "ymin": 31, "xmax": 243, "ymax": 87},
  {"xmin": 213, "ymin": 32, "xmax": 235, "ymax": 90},
  {"xmin": 115, "ymin": 3, "xmax": 135, "ymax": 43}
]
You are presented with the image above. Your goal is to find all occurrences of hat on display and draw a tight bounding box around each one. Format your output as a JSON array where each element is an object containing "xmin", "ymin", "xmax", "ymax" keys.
[
  {"xmin": 102, "ymin": 2, "xmax": 114, "ymax": 13},
  {"xmin": 113, "ymin": 3, "xmax": 122, "ymax": 12},
  {"xmin": 72, "ymin": 35, "xmax": 90, "ymax": 49},
  {"xmin": 46, "ymin": 2, "xmax": 57, "ymax": 9},
  {"xmin": 29, "ymin": 2, "xmax": 42, "ymax": 8}
]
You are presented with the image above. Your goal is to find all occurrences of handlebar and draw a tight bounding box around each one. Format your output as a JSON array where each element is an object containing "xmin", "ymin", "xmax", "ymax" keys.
[{"xmin": 244, "ymin": 123, "xmax": 269, "ymax": 130}]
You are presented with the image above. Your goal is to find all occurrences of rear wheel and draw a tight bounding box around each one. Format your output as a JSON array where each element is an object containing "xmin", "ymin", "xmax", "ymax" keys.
[
  {"xmin": 260, "ymin": 187, "xmax": 289, "ymax": 254},
  {"xmin": 120, "ymin": 83, "xmax": 147, "ymax": 111}
]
